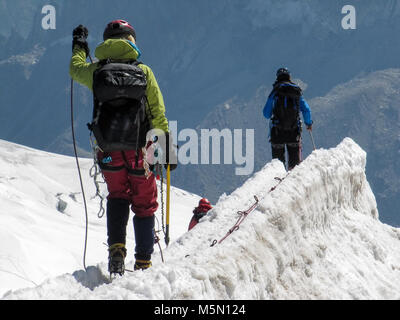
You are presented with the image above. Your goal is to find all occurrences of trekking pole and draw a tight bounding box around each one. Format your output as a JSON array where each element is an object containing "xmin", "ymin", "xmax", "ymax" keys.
[
  {"xmin": 309, "ymin": 130, "xmax": 316, "ymax": 150},
  {"xmin": 165, "ymin": 164, "xmax": 171, "ymax": 246}
]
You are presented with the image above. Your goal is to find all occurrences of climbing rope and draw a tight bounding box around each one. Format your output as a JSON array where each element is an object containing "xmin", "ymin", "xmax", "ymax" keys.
[
  {"xmin": 70, "ymin": 78, "xmax": 89, "ymax": 271},
  {"xmin": 89, "ymin": 135, "xmax": 106, "ymax": 218},
  {"xmin": 154, "ymin": 165, "xmax": 166, "ymax": 263},
  {"xmin": 159, "ymin": 164, "xmax": 166, "ymax": 236},
  {"xmin": 70, "ymin": 53, "xmax": 94, "ymax": 271},
  {"xmin": 210, "ymin": 195, "xmax": 259, "ymax": 247},
  {"xmin": 153, "ymin": 221, "xmax": 165, "ymax": 264},
  {"xmin": 210, "ymin": 171, "xmax": 293, "ymax": 247}
]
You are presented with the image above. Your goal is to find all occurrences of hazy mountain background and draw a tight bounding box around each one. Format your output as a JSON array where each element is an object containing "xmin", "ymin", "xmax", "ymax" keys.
[
  {"xmin": 183, "ymin": 69, "xmax": 400, "ymax": 227},
  {"xmin": 0, "ymin": 0, "xmax": 399, "ymax": 226}
]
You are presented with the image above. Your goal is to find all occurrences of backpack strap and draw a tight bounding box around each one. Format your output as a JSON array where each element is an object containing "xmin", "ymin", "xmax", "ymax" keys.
[{"xmin": 98, "ymin": 58, "xmax": 142, "ymax": 66}]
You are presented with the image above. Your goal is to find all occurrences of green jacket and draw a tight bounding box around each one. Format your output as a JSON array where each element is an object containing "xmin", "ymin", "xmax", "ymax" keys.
[{"xmin": 69, "ymin": 39, "xmax": 169, "ymax": 133}]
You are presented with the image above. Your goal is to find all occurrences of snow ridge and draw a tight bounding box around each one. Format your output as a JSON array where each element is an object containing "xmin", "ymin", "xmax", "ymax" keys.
[{"xmin": 2, "ymin": 138, "xmax": 400, "ymax": 300}]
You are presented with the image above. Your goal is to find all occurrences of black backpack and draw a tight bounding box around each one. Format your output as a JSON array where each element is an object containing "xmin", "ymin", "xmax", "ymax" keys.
[
  {"xmin": 271, "ymin": 82, "xmax": 302, "ymax": 131},
  {"xmin": 89, "ymin": 59, "xmax": 151, "ymax": 152}
]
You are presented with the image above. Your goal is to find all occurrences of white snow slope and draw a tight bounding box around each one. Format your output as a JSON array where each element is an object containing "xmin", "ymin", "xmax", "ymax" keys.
[
  {"xmin": 1, "ymin": 137, "xmax": 400, "ymax": 300},
  {"xmin": 0, "ymin": 139, "xmax": 200, "ymax": 297}
]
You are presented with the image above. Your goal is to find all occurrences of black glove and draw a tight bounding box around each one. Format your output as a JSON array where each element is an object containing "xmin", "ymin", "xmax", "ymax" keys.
[
  {"xmin": 164, "ymin": 132, "xmax": 178, "ymax": 171},
  {"xmin": 72, "ymin": 25, "xmax": 89, "ymax": 56},
  {"xmin": 306, "ymin": 121, "xmax": 313, "ymax": 131}
]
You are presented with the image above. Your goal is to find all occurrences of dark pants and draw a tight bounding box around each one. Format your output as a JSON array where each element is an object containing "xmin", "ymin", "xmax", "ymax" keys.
[
  {"xmin": 270, "ymin": 127, "xmax": 302, "ymax": 170},
  {"xmin": 106, "ymin": 199, "xmax": 155, "ymax": 260}
]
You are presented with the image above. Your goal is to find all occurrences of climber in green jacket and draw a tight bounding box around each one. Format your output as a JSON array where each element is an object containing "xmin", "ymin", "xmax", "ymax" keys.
[{"xmin": 70, "ymin": 20, "xmax": 176, "ymax": 275}]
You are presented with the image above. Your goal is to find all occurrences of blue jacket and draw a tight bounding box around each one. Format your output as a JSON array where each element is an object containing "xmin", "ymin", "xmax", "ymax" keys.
[{"xmin": 263, "ymin": 83, "xmax": 312, "ymax": 127}]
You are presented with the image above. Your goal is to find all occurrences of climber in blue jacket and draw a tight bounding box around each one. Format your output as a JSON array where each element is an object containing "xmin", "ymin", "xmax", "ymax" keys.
[{"xmin": 263, "ymin": 68, "xmax": 313, "ymax": 170}]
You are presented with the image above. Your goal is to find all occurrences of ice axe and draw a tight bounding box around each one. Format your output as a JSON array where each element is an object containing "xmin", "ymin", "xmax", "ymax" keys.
[{"xmin": 165, "ymin": 164, "xmax": 171, "ymax": 246}]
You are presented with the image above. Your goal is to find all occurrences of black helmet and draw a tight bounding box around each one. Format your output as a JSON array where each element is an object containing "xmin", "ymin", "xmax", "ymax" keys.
[
  {"xmin": 276, "ymin": 67, "xmax": 290, "ymax": 79},
  {"xmin": 103, "ymin": 19, "xmax": 136, "ymax": 41}
]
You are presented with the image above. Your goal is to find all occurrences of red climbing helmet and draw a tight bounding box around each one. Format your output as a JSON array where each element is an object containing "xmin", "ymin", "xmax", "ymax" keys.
[
  {"xmin": 103, "ymin": 19, "xmax": 136, "ymax": 41},
  {"xmin": 198, "ymin": 198, "xmax": 212, "ymax": 211}
]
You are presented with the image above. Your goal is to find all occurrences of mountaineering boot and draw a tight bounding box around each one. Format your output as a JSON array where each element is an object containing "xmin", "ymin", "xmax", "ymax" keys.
[
  {"xmin": 134, "ymin": 254, "xmax": 152, "ymax": 270},
  {"xmin": 108, "ymin": 243, "xmax": 127, "ymax": 275},
  {"xmin": 134, "ymin": 259, "xmax": 152, "ymax": 270}
]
